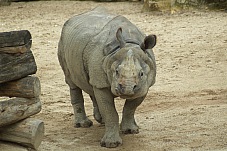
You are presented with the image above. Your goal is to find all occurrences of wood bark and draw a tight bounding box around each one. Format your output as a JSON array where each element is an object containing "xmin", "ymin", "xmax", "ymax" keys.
[
  {"xmin": 0, "ymin": 76, "xmax": 41, "ymax": 98},
  {"xmin": 0, "ymin": 141, "xmax": 28, "ymax": 151},
  {"xmin": 0, "ymin": 118, "xmax": 44, "ymax": 150},
  {"xmin": 0, "ymin": 40, "xmax": 32, "ymax": 54},
  {"xmin": 0, "ymin": 97, "xmax": 41, "ymax": 127},
  {"xmin": 0, "ymin": 30, "xmax": 31, "ymax": 53},
  {"xmin": 0, "ymin": 50, "xmax": 37, "ymax": 84}
]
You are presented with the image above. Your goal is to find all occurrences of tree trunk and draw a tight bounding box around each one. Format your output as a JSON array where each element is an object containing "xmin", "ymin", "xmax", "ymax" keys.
[
  {"xmin": 0, "ymin": 50, "xmax": 37, "ymax": 84},
  {"xmin": 0, "ymin": 118, "xmax": 44, "ymax": 150},
  {"xmin": 0, "ymin": 76, "xmax": 41, "ymax": 98},
  {"xmin": 0, "ymin": 97, "xmax": 41, "ymax": 127}
]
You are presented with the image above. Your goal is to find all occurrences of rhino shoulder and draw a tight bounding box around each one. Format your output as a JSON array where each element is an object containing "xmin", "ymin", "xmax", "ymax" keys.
[
  {"xmin": 87, "ymin": 51, "xmax": 110, "ymax": 89},
  {"xmin": 85, "ymin": 35, "xmax": 110, "ymax": 89}
]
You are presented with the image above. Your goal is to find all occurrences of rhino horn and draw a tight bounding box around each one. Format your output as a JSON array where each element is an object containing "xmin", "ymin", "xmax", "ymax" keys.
[
  {"xmin": 126, "ymin": 49, "xmax": 133, "ymax": 60},
  {"xmin": 124, "ymin": 49, "xmax": 134, "ymax": 66},
  {"xmin": 116, "ymin": 27, "xmax": 125, "ymax": 48},
  {"xmin": 141, "ymin": 34, "xmax": 157, "ymax": 50}
]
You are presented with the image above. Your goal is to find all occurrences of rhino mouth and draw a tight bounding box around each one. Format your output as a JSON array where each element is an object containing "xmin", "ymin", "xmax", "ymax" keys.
[
  {"xmin": 119, "ymin": 94, "xmax": 135, "ymax": 99},
  {"xmin": 114, "ymin": 87, "xmax": 138, "ymax": 99}
]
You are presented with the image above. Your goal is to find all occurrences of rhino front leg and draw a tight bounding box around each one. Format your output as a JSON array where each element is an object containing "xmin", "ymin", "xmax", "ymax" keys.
[
  {"xmin": 90, "ymin": 95, "xmax": 103, "ymax": 124},
  {"xmin": 120, "ymin": 96, "xmax": 145, "ymax": 134},
  {"xmin": 70, "ymin": 87, "xmax": 93, "ymax": 128},
  {"xmin": 93, "ymin": 88, "xmax": 122, "ymax": 148}
]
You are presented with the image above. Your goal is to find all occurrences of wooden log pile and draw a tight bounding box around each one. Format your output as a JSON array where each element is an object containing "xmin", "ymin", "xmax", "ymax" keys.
[{"xmin": 0, "ymin": 30, "xmax": 44, "ymax": 150}]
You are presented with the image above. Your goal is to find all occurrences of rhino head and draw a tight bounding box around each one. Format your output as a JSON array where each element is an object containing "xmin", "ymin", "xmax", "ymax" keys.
[{"xmin": 103, "ymin": 28, "xmax": 156, "ymax": 99}]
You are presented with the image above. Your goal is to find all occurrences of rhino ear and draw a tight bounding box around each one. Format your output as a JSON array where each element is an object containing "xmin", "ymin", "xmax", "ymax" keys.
[
  {"xmin": 141, "ymin": 35, "xmax": 156, "ymax": 50},
  {"xmin": 116, "ymin": 28, "xmax": 125, "ymax": 48}
]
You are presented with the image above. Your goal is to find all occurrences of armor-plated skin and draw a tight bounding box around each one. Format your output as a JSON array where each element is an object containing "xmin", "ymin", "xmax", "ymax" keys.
[{"xmin": 58, "ymin": 7, "xmax": 157, "ymax": 148}]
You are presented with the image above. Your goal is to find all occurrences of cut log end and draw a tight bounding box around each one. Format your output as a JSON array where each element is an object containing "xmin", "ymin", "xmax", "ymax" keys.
[
  {"xmin": 0, "ymin": 118, "xmax": 44, "ymax": 150},
  {"xmin": 32, "ymin": 119, "xmax": 44, "ymax": 149}
]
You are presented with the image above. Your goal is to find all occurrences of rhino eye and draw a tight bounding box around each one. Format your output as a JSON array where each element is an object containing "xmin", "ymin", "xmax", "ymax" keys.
[
  {"xmin": 116, "ymin": 69, "xmax": 119, "ymax": 76},
  {"xmin": 139, "ymin": 70, "xmax": 144, "ymax": 77}
]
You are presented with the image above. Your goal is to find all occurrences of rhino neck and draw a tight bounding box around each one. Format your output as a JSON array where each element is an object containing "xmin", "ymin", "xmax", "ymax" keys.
[{"xmin": 104, "ymin": 34, "xmax": 143, "ymax": 55}]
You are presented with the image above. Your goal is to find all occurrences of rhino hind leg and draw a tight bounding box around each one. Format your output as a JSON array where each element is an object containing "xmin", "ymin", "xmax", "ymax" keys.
[
  {"xmin": 90, "ymin": 95, "xmax": 104, "ymax": 124},
  {"xmin": 120, "ymin": 97, "xmax": 144, "ymax": 134},
  {"xmin": 70, "ymin": 87, "xmax": 93, "ymax": 128}
]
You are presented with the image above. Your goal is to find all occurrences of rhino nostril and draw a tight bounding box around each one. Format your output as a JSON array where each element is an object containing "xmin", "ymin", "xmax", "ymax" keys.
[
  {"xmin": 118, "ymin": 84, "xmax": 124, "ymax": 93},
  {"xmin": 119, "ymin": 84, "xmax": 123, "ymax": 89}
]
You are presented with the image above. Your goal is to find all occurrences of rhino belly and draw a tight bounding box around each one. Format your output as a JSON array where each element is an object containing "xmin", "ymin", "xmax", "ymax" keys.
[{"xmin": 66, "ymin": 49, "xmax": 94, "ymax": 95}]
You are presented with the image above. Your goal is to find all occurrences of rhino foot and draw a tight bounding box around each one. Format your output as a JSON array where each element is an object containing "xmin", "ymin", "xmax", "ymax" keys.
[
  {"xmin": 100, "ymin": 133, "xmax": 122, "ymax": 148},
  {"xmin": 74, "ymin": 118, "xmax": 93, "ymax": 128},
  {"xmin": 120, "ymin": 121, "xmax": 139, "ymax": 134},
  {"xmin": 121, "ymin": 127, "xmax": 139, "ymax": 134}
]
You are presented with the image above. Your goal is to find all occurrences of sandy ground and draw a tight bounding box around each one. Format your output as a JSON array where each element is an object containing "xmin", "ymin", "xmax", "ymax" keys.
[{"xmin": 0, "ymin": 1, "xmax": 227, "ymax": 151}]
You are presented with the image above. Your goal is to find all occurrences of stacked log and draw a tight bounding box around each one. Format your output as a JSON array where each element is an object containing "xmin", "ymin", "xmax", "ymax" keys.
[{"xmin": 0, "ymin": 30, "xmax": 44, "ymax": 150}]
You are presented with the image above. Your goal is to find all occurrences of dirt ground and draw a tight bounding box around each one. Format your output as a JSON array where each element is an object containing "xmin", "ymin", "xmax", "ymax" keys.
[{"xmin": 0, "ymin": 1, "xmax": 227, "ymax": 151}]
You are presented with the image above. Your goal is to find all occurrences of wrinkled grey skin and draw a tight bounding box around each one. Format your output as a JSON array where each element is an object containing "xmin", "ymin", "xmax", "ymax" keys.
[{"xmin": 58, "ymin": 7, "xmax": 156, "ymax": 148}]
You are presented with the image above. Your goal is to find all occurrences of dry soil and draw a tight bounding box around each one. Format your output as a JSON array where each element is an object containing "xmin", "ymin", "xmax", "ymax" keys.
[{"xmin": 0, "ymin": 1, "xmax": 227, "ymax": 151}]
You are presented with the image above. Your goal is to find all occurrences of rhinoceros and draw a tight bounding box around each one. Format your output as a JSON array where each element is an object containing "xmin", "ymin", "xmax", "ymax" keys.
[{"xmin": 58, "ymin": 7, "xmax": 156, "ymax": 148}]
